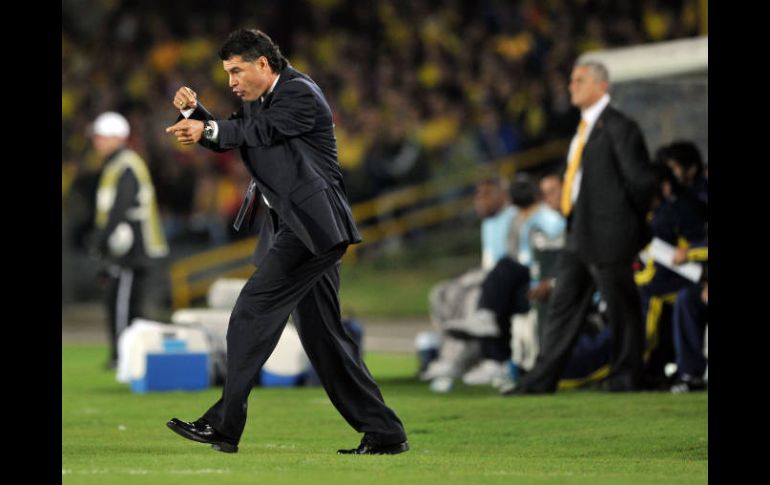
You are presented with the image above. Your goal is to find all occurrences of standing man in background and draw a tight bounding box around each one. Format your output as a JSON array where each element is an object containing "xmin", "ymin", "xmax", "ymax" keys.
[
  {"xmin": 504, "ymin": 61, "xmax": 656, "ymax": 394},
  {"xmin": 89, "ymin": 111, "xmax": 169, "ymax": 369},
  {"xmin": 164, "ymin": 29, "xmax": 408, "ymax": 455}
]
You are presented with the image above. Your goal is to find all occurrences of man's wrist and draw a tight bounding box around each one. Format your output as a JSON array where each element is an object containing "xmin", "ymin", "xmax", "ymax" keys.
[{"xmin": 203, "ymin": 120, "xmax": 218, "ymax": 141}]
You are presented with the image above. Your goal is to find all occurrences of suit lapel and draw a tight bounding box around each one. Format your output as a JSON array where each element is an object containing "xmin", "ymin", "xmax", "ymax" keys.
[
  {"xmin": 578, "ymin": 107, "xmax": 610, "ymax": 176},
  {"xmin": 261, "ymin": 92, "xmax": 275, "ymax": 110},
  {"xmin": 585, "ymin": 107, "xmax": 610, "ymax": 147},
  {"xmin": 261, "ymin": 67, "xmax": 296, "ymax": 111},
  {"xmin": 244, "ymin": 99, "xmax": 258, "ymax": 117}
]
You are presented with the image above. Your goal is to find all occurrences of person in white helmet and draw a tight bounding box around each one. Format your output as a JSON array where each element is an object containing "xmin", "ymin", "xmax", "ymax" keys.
[{"xmin": 89, "ymin": 111, "xmax": 168, "ymax": 368}]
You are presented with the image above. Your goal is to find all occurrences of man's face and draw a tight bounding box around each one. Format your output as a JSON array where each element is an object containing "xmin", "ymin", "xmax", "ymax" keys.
[
  {"xmin": 223, "ymin": 55, "xmax": 274, "ymax": 102},
  {"xmin": 91, "ymin": 134, "xmax": 123, "ymax": 158},
  {"xmin": 474, "ymin": 183, "xmax": 506, "ymax": 218},
  {"xmin": 540, "ymin": 176, "xmax": 562, "ymax": 213},
  {"xmin": 569, "ymin": 66, "xmax": 607, "ymax": 109},
  {"xmin": 666, "ymin": 159, "xmax": 686, "ymax": 184}
]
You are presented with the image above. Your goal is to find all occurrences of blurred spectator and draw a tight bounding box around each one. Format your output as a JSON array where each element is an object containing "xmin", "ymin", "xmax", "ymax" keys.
[
  {"xmin": 670, "ymin": 272, "xmax": 707, "ymax": 393},
  {"xmin": 476, "ymin": 109, "xmax": 522, "ymax": 162},
  {"xmin": 423, "ymin": 177, "xmax": 515, "ymax": 389},
  {"xmin": 670, "ymin": 227, "xmax": 708, "ymax": 393},
  {"xmin": 364, "ymin": 116, "xmax": 430, "ymax": 195},
  {"xmin": 461, "ymin": 174, "xmax": 565, "ymax": 387},
  {"xmin": 634, "ymin": 160, "xmax": 706, "ymax": 389},
  {"xmin": 63, "ymin": 0, "xmax": 704, "ymax": 245},
  {"xmin": 88, "ymin": 111, "xmax": 169, "ymax": 368},
  {"xmin": 656, "ymin": 140, "xmax": 708, "ymax": 214},
  {"xmin": 538, "ymin": 172, "xmax": 563, "ymax": 213}
]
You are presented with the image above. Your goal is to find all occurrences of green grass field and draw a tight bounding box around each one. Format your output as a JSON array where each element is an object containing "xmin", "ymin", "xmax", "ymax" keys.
[{"xmin": 62, "ymin": 343, "xmax": 707, "ymax": 485}]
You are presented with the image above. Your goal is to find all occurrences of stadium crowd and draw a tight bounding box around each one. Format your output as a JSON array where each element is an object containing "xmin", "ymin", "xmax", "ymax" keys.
[{"xmin": 63, "ymin": 0, "xmax": 703, "ymax": 248}]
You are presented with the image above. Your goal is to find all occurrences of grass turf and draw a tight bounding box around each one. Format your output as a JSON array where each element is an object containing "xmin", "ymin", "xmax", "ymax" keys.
[{"xmin": 62, "ymin": 344, "xmax": 707, "ymax": 485}]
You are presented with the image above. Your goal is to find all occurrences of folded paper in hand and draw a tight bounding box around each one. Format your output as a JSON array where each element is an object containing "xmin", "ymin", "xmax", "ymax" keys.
[{"xmin": 646, "ymin": 237, "xmax": 703, "ymax": 283}]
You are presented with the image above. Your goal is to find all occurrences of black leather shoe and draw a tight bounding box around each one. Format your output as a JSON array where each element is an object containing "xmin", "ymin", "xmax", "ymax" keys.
[
  {"xmin": 337, "ymin": 437, "xmax": 410, "ymax": 455},
  {"xmin": 166, "ymin": 417, "xmax": 238, "ymax": 453},
  {"xmin": 602, "ymin": 374, "xmax": 642, "ymax": 392},
  {"xmin": 499, "ymin": 380, "xmax": 555, "ymax": 396}
]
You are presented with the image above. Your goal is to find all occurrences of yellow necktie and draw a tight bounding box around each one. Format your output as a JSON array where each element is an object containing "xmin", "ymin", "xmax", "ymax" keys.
[{"xmin": 561, "ymin": 119, "xmax": 588, "ymax": 216}]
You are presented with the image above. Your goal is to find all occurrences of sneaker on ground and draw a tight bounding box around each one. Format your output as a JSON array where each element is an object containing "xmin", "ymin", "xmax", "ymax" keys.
[
  {"xmin": 430, "ymin": 376, "xmax": 454, "ymax": 393},
  {"xmin": 670, "ymin": 374, "xmax": 707, "ymax": 394},
  {"xmin": 462, "ymin": 359, "xmax": 507, "ymax": 386}
]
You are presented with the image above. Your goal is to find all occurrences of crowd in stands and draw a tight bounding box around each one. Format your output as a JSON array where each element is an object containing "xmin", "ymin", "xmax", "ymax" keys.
[{"xmin": 63, "ymin": 0, "xmax": 703, "ymax": 250}]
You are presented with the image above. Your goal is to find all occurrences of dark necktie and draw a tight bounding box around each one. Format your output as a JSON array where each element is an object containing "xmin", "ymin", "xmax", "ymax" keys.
[{"xmin": 233, "ymin": 102, "xmax": 258, "ymax": 232}]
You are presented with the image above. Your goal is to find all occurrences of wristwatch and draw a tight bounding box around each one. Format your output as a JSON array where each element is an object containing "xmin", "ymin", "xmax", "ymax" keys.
[{"xmin": 203, "ymin": 121, "xmax": 215, "ymax": 140}]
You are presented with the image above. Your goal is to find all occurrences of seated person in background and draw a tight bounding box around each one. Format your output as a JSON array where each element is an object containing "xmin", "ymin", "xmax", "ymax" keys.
[
  {"xmin": 634, "ymin": 161, "xmax": 707, "ymax": 389},
  {"xmin": 657, "ymin": 140, "xmax": 707, "ymax": 215},
  {"xmin": 460, "ymin": 173, "xmax": 565, "ymax": 388},
  {"xmin": 527, "ymin": 172, "xmax": 568, "ymax": 350},
  {"xmin": 537, "ymin": 172, "xmax": 563, "ymax": 214},
  {"xmin": 670, "ymin": 235, "xmax": 708, "ymax": 393},
  {"xmin": 422, "ymin": 177, "xmax": 516, "ymax": 384}
]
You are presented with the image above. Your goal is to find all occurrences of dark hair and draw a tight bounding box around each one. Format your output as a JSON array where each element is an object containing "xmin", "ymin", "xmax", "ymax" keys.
[
  {"xmin": 651, "ymin": 161, "xmax": 684, "ymax": 197},
  {"xmin": 477, "ymin": 175, "xmax": 503, "ymax": 187},
  {"xmin": 218, "ymin": 29, "xmax": 288, "ymax": 72},
  {"xmin": 476, "ymin": 173, "xmax": 509, "ymax": 191},
  {"xmin": 662, "ymin": 140, "xmax": 704, "ymax": 178},
  {"xmin": 538, "ymin": 171, "xmax": 562, "ymax": 185},
  {"xmin": 653, "ymin": 144, "xmax": 672, "ymax": 166},
  {"xmin": 509, "ymin": 173, "xmax": 538, "ymax": 208}
]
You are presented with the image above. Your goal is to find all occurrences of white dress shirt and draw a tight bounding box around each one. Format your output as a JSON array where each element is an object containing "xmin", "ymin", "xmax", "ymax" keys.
[{"xmin": 564, "ymin": 93, "xmax": 611, "ymax": 205}]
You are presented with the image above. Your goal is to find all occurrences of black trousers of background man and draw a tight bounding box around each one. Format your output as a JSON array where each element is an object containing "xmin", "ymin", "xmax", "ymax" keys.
[
  {"xmin": 105, "ymin": 266, "xmax": 147, "ymax": 364},
  {"xmin": 202, "ymin": 218, "xmax": 406, "ymax": 445},
  {"xmin": 477, "ymin": 257, "xmax": 531, "ymax": 361},
  {"xmin": 516, "ymin": 249, "xmax": 645, "ymax": 392}
]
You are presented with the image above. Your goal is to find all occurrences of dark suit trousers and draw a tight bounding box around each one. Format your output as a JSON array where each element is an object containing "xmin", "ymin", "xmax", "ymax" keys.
[
  {"xmin": 672, "ymin": 284, "xmax": 708, "ymax": 377},
  {"xmin": 517, "ymin": 249, "xmax": 645, "ymax": 392},
  {"xmin": 477, "ymin": 257, "xmax": 531, "ymax": 361},
  {"xmin": 202, "ymin": 220, "xmax": 406, "ymax": 445},
  {"xmin": 106, "ymin": 266, "xmax": 147, "ymax": 362}
]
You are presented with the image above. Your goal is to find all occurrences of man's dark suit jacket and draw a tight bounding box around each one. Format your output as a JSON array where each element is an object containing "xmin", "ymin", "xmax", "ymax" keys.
[
  {"xmin": 186, "ymin": 66, "xmax": 362, "ymax": 264},
  {"xmin": 567, "ymin": 105, "xmax": 655, "ymax": 264}
]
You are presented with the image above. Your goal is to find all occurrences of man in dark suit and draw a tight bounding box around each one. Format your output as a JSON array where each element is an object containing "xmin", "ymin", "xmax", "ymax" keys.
[
  {"xmin": 164, "ymin": 29, "xmax": 408, "ymax": 455},
  {"xmin": 503, "ymin": 61, "xmax": 656, "ymax": 394}
]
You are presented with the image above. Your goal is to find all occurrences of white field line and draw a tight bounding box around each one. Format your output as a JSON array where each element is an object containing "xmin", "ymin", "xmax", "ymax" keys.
[{"xmin": 62, "ymin": 468, "xmax": 230, "ymax": 475}]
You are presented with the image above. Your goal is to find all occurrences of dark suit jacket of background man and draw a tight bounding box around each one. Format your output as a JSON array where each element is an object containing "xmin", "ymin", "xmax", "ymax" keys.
[
  {"xmin": 185, "ymin": 66, "xmax": 362, "ymax": 261},
  {"xmin": 566, "ymin": 105, "xmax": 654, "ymax": 261}
]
